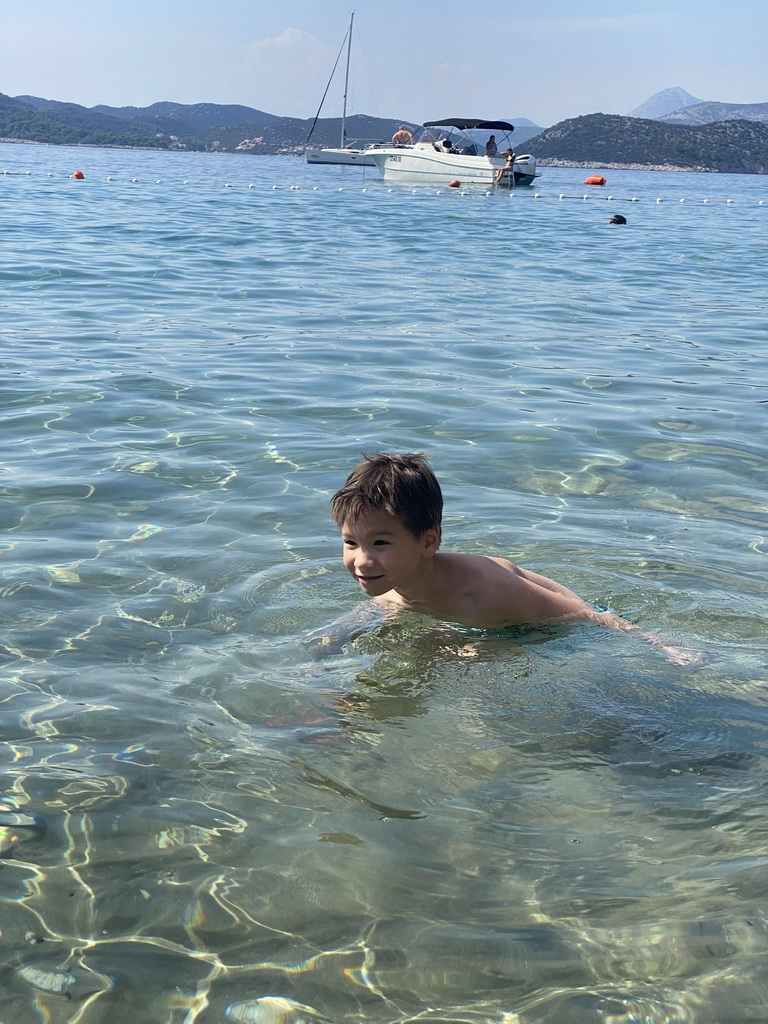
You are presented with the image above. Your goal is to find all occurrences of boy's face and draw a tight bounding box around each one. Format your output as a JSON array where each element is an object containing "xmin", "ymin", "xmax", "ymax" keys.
[{"xmin": 340, "ymin": 511, "xmax": 438, "ymax": 597}]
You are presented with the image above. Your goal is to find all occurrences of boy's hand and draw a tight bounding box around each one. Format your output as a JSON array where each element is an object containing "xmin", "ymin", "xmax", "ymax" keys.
[{"xmin": 658, "ymin": 642, "xmax": 708, "ymax": 667}]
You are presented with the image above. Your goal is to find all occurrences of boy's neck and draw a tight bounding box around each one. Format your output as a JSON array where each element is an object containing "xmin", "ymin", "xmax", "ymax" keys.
[{"xmin": 392, "ymin": 552, "xmax": 447, "ymax": 609}]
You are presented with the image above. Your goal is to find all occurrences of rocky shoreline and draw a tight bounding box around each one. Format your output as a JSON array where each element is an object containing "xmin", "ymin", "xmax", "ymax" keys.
[{"xmin": 537, "ymin": 158, "xmax": 714, "ymax": 173}]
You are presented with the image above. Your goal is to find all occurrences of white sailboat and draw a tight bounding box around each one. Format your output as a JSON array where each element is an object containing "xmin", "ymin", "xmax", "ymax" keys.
[{"xmin": 305, "ymin": 13, "xmax": 377, "ymax": 166}]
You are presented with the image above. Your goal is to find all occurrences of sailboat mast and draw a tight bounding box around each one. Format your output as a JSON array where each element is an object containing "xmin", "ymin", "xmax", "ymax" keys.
[{"xmin": 340, "ymin": 12, "xmax": 354, "ymax": 148}]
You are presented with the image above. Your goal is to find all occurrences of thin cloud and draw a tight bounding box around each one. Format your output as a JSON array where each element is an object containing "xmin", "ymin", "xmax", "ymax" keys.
[
  {"xmin": 238, "ymin": 28, "xmax": 338, "ymax": 117},
  {"xmin": 241, "ymin": 28, "xmax": 335, "ymax": 75}
]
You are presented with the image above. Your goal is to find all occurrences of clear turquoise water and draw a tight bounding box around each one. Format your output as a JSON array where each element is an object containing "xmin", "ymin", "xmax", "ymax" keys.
[{"xmin": 1, "ymin": 141, "xmax": 767, "ymax": 1023}]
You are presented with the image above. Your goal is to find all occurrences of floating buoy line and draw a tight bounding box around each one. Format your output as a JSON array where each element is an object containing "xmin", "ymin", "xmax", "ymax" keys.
[{"xmin": 1, "ymin": 168, "xmax": 765, "ymax": 206}]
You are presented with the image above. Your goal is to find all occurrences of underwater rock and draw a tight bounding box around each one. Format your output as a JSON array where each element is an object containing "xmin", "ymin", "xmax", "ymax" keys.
[
  {"xmin": 18, "ymin": 963, "xmax": 114, "ymax": 998},
  {"xmin": 0, "ymin": 809, "xmax": 47, "ymax": 855},
  {"xmin": 225, "ymin": 995, "xmax": 327, "ymax": 1024}
]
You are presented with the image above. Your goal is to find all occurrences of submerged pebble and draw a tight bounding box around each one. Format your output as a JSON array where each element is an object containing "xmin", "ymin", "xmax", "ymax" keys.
[
  {"xmin": 0, "ymin": 809, "xmax": 46, "ymax": 855},
  {"xmin": 18, "ymin": 963, "xmax": 114, "ymax": 998},
  {"xmin": 225, "ymin": 995, "xmax": 326, "ymax": 1024}
]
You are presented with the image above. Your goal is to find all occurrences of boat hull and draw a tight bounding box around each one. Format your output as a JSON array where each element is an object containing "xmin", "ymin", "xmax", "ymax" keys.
[
  {"xmin": 367, "ymin": 145, "xmax": 539, "ymax": 186},
  {"xmin": 306, "ymin": 148, "xmax": 375, "ymax": 166}
]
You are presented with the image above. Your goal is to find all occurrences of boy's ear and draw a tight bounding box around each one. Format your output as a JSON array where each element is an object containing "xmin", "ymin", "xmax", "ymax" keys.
[{"xmin": 422, "ymin": 525, "xmax": 441, "ymax": 556}]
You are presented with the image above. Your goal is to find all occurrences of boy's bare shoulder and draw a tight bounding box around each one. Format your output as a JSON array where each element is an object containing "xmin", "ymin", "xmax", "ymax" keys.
[
  {"xmin": 441, "ymin": 552, "xmax": 526, "ymax": 582},
  {"xmin": 438, "ymin": 552, "xmax": 591, "ymax": 626}
]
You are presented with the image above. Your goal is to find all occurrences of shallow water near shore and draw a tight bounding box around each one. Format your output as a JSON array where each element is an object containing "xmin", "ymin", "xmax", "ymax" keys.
[{"xmin": 1, "ymin": 142, "xmax": 767, "ymax": 1023}]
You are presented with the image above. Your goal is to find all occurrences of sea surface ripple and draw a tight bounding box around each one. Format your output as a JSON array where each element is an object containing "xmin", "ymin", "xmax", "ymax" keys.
[{"xmin": 1, "ymin": 142, "xmax": 767, "ymax": 1024}]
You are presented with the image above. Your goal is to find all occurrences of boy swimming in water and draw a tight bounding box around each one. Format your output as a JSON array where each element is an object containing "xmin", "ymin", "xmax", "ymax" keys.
[{"xmin": 328, "ymin": 452, "xmax": 700, "ymax": 664}]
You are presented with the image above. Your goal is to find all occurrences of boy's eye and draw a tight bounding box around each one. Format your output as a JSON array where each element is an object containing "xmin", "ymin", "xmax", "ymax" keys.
[{"xmin": 374, "ymin": 540, "xmax": 389, "ymax": 546}]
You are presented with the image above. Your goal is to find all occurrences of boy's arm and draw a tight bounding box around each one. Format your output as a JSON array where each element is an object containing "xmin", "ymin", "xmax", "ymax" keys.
[
  {"xmin": 303, "ymin": 601, "xmax": 384, "ymax": 660},
  {"xmin": 505, "ymin": 564, "xmax": 705, "ymax": 666}
]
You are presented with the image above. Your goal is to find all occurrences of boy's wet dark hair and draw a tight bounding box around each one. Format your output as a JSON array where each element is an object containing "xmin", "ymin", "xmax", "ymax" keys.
[{"xmin": 331, "ymin": 453, "xmax": 443, "ymax": 539}]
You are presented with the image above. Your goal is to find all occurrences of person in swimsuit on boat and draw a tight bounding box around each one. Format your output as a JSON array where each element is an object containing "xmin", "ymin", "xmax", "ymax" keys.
[
  {"xmin": 494, "ymin": 148, "xmax": 515, "ymax": 185},
  {"xmin": 392, "ymin": 126, "xmax": 413, "ymax": 146},
  {"xmin": 485, "ymin": 135, "xmax": 498, "ymax": 156}
]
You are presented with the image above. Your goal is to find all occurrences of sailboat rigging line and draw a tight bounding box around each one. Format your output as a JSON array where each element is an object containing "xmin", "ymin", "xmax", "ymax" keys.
[{"xmin": 304, "ymin": 16, "xmax": 353, "ymax": 147}]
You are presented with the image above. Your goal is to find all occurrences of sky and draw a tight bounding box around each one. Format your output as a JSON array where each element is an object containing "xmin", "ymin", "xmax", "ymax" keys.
[{"xmin": 1, "ymin": 0, "xmax": 766, "ymax": 127}]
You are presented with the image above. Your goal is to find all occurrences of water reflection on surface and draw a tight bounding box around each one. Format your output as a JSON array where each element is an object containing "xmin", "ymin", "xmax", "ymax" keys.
[{"xmin": 1, "ymin": 142, "xmax": 767, "ymax": 1022}]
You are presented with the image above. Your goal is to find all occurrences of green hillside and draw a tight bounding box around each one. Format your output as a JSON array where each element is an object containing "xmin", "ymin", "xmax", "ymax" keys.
[{"xmin": 525, "ymin": 114, "xmax": 768, "ymax": 173}]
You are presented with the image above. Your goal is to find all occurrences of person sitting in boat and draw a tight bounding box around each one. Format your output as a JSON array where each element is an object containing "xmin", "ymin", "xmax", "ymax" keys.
[
  {"xmin": 494, "ymin": 148, "xmax": 515, "ymax": 185},
  {"xmin": 485, "ymin": 135, "xmax": 498, "ymax": 157},
  {"xmin": 392, "ymin": 126, "xmax": 413, "ymax": 146}
]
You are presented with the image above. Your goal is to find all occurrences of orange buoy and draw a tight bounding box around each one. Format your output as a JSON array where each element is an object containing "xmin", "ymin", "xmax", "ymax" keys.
[
  {"xmin": 72, "ymin": 170, "xmax": 85, "ymax": 179},
  {"xmin": 448, "ymin": 179, "xmax": 461, "ymax": 188},
  {"xmin": 584, "ymin": 175, "xmax": 606, "ymax": 186}
]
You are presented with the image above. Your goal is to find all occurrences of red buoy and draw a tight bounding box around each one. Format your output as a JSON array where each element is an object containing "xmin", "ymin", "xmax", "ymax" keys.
[
  {"xmin": 72, "ymin": 170, "xmax": 85, "ymax": 179},
  {"xmin": 584, "ymin": 175, "xmax": 606, "ymax": 186},
  {"xmin": 449, "ymin": 179, "xmax": 461, "ymax": 188}
]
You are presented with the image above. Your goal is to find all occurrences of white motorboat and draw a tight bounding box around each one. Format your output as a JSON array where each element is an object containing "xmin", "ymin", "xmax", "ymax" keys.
[
  {"xmin": 305, "ymin": 14, "xmax": 379, "ymax": 167},
  {"xmin": 366, "ymin": 119, "xmax": 540, "ymax": 187}
]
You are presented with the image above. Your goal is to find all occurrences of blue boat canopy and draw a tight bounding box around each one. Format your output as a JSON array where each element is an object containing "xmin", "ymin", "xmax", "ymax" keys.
[{"xmin": 422, "ymin": 119, "xmax": 515, "ymax": 132}]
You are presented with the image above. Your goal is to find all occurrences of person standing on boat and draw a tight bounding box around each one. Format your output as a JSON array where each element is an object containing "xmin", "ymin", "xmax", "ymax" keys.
[
  {"xmin": 494, "ymin": 148, "xmax": 515, "ymax": 185},
  {"xmin": 392, "ymin": 126, "xmax": 413, "ymax": 146},
  {"xmin": 485, "ymin": 135, "xmax": 498, "ymax": 156}
]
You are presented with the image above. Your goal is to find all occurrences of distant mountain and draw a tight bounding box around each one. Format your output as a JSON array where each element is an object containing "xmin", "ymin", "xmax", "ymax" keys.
[
  {"xmin": 90, "ymin": 101, "xmax": 279, "ymax": 129},
  {"xmin": 0, "ymin": 94, "xmax": 419, "ymax": 154},
  {"xmin": 1, "ymin": 93, "xmax": 168, "ymax": 149},
  {"xmin": 507, "ymin": 121, "xmax": 543, "ymax": 146},
  {"xmin": 627, "ymin": 88, "xmax": 703, "ymax": 119},
  {"xmin": 525, "ymin": 114, "xmax": 768, "ymax": 173},
  {"xmin": 659, "ymin": 100, "xmax": 768, "ymax": 126}
]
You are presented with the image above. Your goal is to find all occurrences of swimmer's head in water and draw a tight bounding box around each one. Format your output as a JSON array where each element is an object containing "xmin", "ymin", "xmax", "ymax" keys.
[{"xmin": 609, "ymin": 214, "xmax": 627, "ymax": 225}]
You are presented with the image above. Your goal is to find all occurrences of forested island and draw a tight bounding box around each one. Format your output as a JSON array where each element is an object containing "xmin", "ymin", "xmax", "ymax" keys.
[{"xmin": 526, "ymin": 114, "xmax": 768, "ymax": 174}]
